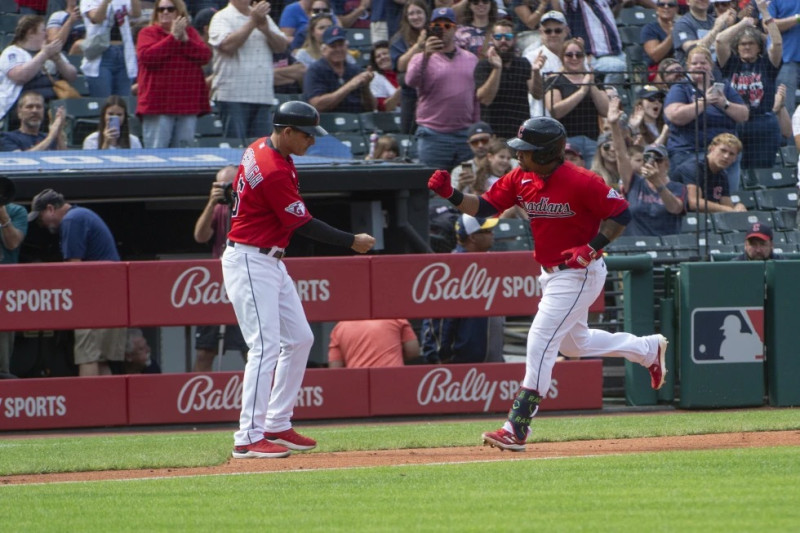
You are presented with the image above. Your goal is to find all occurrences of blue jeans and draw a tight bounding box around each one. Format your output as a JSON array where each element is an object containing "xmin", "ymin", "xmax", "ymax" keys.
[
  {"xmin": 776, "ymin": 61, "xmax": 799, "ymax": 118},
  {"xmin": 591, "ymin": 53, "xmax": 627, "ymax": 87},
  {"xmin": 142, "ymin": 114, "xmax": 198, "ymax": 148},
  {"xmin": 86, "ymin": 45, "xmax": 132, "ymax": 98},
  {"xmin": 737, "ymin": 113, "xmax": 780, "ymax": 170},
  {"xmin": 216, "ymin": 101, "xmax": 273, "ymax": 141},
  {"xmin": 415, "ymin": 125, "xmax": 473, "ymax": 170},
  {"xmin": 567, "ymin": 135, "xmax": 597, "ymax": 169}
]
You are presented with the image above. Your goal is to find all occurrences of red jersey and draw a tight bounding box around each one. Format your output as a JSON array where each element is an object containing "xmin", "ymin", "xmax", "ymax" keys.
[
  {"xmin": 227, "ymin": 138, "xmax": 312, "ymax": 249},
  {"xmin": 483, "ymin": 161, "xmax": 629, "ymax": 267}
]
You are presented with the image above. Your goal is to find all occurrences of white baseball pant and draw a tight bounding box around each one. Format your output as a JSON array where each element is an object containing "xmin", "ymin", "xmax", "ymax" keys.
[
  {"xmin": 523, "ymin": 258, "xmax": 659, "ymax": 394},
  {"xmin": 222, "ymin": 245, "xmax": 314, "ymax": 446}
]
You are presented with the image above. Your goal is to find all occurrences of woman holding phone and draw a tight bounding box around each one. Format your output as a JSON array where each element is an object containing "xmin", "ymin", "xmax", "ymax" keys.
[
  {"xmin": 663, "ymin": 46, "xmax": 748, "ymax": 187},
  {"xmin": 82, "ymin": 94, "xmax": 142, "ymax": 149}
]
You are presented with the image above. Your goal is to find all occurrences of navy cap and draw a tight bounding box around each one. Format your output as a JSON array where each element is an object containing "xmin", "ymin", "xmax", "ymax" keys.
[
  {"xmin": 431, "ymin": 7, "xmax": 456, "ymax": 22},
  {"xmin": 746, "ymin": 222, "xmax": 773, "ymax": 242},
  {"xmin": 322, "ymin": 25, "xmax": 347, "ymax": 45}
]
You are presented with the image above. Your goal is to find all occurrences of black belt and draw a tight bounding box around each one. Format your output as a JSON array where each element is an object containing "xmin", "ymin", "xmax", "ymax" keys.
[
  {"xmin": 227, "ymin": 240, "xmax": 285, "ymax": 259},
  {"xmin": 542, "ymin": 263, "xmax": 570, "ymax": 273}
]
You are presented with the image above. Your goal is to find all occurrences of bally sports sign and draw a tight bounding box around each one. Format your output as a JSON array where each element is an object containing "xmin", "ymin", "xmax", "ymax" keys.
[{"xmin": 0, "ymin": 252, "xmax": 601, "ymax": 331}]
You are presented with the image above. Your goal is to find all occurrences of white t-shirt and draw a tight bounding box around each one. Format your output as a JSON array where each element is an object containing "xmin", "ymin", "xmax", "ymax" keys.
[
  {"xmin": 82, "ymin": 131, "xmax": 143, "ymax": 149},
  {"xmin": 369, "ymin": 71, "xmax": 399, "ymax": 112},
  {"xmin": 523, "ymin": 44, "xmax": 562, "ymax": 118},
  {"xmin": 0, "ymin": 45, "xmax": 31, "ymax": 120},
  {"xmin": 80, "ymin": 0, "xmax": 137, "ymax": 79},
  {"xmin": 209, "ymin": 4, "xmax": 287, "ymax": 104}
]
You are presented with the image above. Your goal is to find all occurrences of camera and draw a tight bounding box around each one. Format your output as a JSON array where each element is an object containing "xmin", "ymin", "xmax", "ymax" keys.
[
  {"xmin": 0, "ymin": 176, "xmax": 16, "ymax": 206},
  {"xmin": 217, "ymin": 182, "xmax": 235, "ymax": 205},
  {"xmin": 642, "ymin": 153, "xmax": 656, "ymax": 165},
  {"xmin": 430, "ymin": 25, "xmax": 444, "ymax": 38}
]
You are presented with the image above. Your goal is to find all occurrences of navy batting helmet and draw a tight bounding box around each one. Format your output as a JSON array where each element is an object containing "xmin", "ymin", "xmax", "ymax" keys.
[
  {"xmin": 507, "ymin": 117, "xmax": 567, "ymax": 164},
  {"xmin": 273, "ymin": 101, "xmax": 328, "ymax": 136}
]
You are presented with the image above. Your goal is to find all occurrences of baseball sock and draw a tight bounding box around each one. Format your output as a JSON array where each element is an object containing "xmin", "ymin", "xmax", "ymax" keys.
[{"xmin": 506, "ymin": 388, "xmax": 542, "ymax": 441}]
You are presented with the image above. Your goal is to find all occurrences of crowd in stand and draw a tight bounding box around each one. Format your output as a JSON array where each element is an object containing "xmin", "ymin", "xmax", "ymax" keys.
[{"xmin": 2, "ymin": 0, "xmax": 800, "ymax": 236}]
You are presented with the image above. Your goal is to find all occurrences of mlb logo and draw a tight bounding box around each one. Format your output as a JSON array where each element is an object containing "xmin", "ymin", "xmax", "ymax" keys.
[{"xmin": 690, "ymin": 307, "xmax": 764, "ymax": 364}]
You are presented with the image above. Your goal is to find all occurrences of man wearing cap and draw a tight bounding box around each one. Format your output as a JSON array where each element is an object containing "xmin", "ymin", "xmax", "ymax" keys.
[
  {"xmin": 563, "ymin": 142, "xmax": 584, "ymax": 166},
  {"xmin": 672, "ymin": 132, "xmax": 747, "ymax": 213},
  {"xmin": 475, "ymin": 19, "xmax": 540, "ymax": 139},
  {"xmin": 208, "ymin": 0, "xmax": 290, "ymax": 141},
  {"xmin": 523, "ymin": 11, "xmax": 568, "ymax": 118},
  {"xmin": 406, "ymin": 7, "xmax": 479, "ymax": 170},
  {"xmin": 27, "ymin": 188, "xmax": 126, "ymax": 377},
  {"xmin": 449, "ymin": 121, "xmax": 494, "ymax": 191},
  {"xmin": 624, "ymin": 144, "xmax": 687, "ymax": 236},
  {"xmin": 733, "ymin": 223, "xmax": 786, "ymax": 260},
  {"xmin": 222, "ymin": 100, "xmax": 375, "ymax": 459},
  {"xmin": 303, "ymin": 25, "xmax": 376, "ymax": 113},
  {"xmin": 420, "ymin": 213, "xmax": 505, "ymax": 364}
]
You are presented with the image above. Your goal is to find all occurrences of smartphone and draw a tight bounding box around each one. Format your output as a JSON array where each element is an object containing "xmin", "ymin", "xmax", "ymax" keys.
[
  {"xmin": 430, "ymin": 25, "xmax": 444, "ymax": 39},
  {"xmin": 461, "ymin": 162, "xmax": 472, "ymax": 173},
  {"xmin": 712, "ymin": 82, "xmax": 725, "ymax": 95},
  {"xmin": 108, "ymin": 115, "xmax": 120, "ymax": 131}
]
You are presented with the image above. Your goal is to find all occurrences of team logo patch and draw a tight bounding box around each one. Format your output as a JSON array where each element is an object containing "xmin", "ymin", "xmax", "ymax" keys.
[
  {"xmin": 285, "ymin": 201, "xmax": 306, "ymax": 217},
  {"xmin": 607, "ymin": 189, "xmax": 623, "ymax": 200},
  {"xmin": 690, "ymin": 307, "xmax": 764, "ymax": 364}
]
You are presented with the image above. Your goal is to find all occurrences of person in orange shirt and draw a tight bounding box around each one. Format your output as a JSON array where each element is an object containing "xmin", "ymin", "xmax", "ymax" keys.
[{"xmin": 327, "ymin": 319, "xmax": 421, "ymax": 368}]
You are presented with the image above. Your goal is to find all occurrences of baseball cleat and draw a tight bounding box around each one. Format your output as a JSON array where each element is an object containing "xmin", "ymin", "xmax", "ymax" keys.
[
  {"xmin": 264, "ymin": 428, "xmax": 317, "ymax": 451},
  {"xmin": 482, "ymin": 428, "xmax": 526, "ymax": 452},
  {"xmin": 648, "ymin": 334, "xmax": 668, "ymax": 390},
  {"xmin": 232, "ymin": 439, "xmax": 291, "ymax": 459}
]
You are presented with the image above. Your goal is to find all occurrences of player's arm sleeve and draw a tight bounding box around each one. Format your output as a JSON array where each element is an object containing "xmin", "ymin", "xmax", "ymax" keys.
[
  {"xmin": 475, "ymin": 196, "xmax": 501, "ymax": 218},
  {"xmin": 609, "ymin": 207, "xmax": 631, "ymax": 226},
  {"xmin": 294, "ymin": 218, "xmax": 355, "ymax": 247}
]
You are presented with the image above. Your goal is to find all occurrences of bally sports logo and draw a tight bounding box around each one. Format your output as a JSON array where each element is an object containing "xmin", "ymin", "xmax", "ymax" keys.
[
  {"xmin": 416, "ymin": 367, "xmax": 558, "ymax": 412},
  {"xmin": 171, "ymin": 266, "xmax": 230, "ymax": 308},
  {"xmin": 176, "ymin": 375, "xmax": 324, "ymax": 414},
  {"xmin": 412, "ymin": 262, "xmax": 540, "ymax": 311}
]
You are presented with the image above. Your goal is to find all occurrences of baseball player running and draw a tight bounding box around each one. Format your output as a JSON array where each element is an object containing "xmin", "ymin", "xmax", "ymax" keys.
[
  {"xmin": 223, "ymin": 101, "xmax": 375, "ymax": 459},
  {"xmin": 428, "ymin": 116, "xmax": 668, "ymax": 452}
]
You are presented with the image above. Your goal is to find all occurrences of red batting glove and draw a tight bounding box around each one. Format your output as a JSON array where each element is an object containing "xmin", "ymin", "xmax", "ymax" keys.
[
  {"xmin": 561, "ymin": 244, "xmax": 600, "ymax": 269},
  {"xmin": 428, "ymin": 169, "xmax": 454, "ymax": 199}
]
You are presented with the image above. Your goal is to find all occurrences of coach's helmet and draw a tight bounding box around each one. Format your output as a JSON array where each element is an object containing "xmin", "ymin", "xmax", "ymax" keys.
[
  {"xmin": 507, "ymin": 116, "xmax": 567, "ymax": 165},
  {"xmin": 273, "ymin": 101, "xmax": 328, "ymax": 136}
]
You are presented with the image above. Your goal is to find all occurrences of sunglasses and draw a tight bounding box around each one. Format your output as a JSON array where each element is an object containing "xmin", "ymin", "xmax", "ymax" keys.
[
  {"xmin": 564, "ymin": 51, "xmax": 585, "ymax": 59},
  {"xmin": 430, "ymin": 21, "xmax": 455, "ymax": 30},
  {"xmin": 469, "ymin": 0, "xmax": 491, "ymax": 4},
  {"xmin": 601, "ymin": 143, "xmax": 613, "ymax": 151},
  {"xmin": 312, "ymin": 7, "xmax": 331, "ymax": 13},
  {"xmin": 543, "ymin": 27, "xmax": 564, "ymax": 35},
  {"xmin": 646, "ymin": 95, "xmax": 664, "ymax": 102},
  {"xmin": 157, "ymin": 5, "xmax": 176, "ymax": 12},
  {"xmin": 656, "ymin": 2, "xmax": 677, "ymax": 6},
  {"xmin": 643, "ymin": 153, "xmax": 665, "ymax": 164},
  {"xmin": 469, "ymin": 137, "xmax": 491, "ymax": 146},
  {"xmin": 493, "ymin": 32, "xmax": 514, "ymax": 41}
]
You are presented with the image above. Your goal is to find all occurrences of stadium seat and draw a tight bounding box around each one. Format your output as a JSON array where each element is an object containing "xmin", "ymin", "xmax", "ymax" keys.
[
  {"xmin": 127, "ymin": 114, "xmax": 142, "ymax": 138},
  {"xmin": 0, "ymin": 0, "xmax": 17, "ymax": 12},
  {"xmin": 0, "ymin": 32, "xmax": 13, "ymax": 50},
  {"xmin": 333, "ymin": 132, "xmax": 368, "ymax": 157},
  {"xmin": 359, "ymin": 111, "xmax": 402, "ymax": 134},
  {"xmin": 754, "ymin": 187, "xmax": 799, "ymax": 211},
  {"xmin": 195, "ymin": 114, "xmax": 224, "ymax": 137},
  {"xmin": 783, "ymin": 229, "xmax": 800, "ymax": 244},
  {"xmin": 319, "ymin": 112, "xmax": 362, "ymax": 133},
  {"xmin": 345, "ymin": 28, "xmax": 371, "ymax": 50},
  {"xmin": 729, "ymin": 190, "xmax": 757, "ymax": 210},
  {"xmin": 605, "ymin": 235, "xmax": 663, "ymax": 254},
  {"xmin": 711, "ymin": 210, "xmax": 773, "ymax": 233},
  {"xmin": 0, "ymin": 14, "xmax": 21, "ymax": 33},
  {"xmin": 779, "ymin": 144, "xmax": 798, "ymax": 167},
  {"xmin": 618, "ymin": 26, "xmax": 641, "ymax": 46},
  {"xmin": 747, "ymin": 167, "xmax": 797, "ymax": 189},
  {"xmin": 661, "ymin": 233, "xmax": 701, "ymax": 251},
  {"xmin": 195, "ymin": 137, "xmax": 243, "ymax": 148},
  {"xmin": 680, "ymin": 213, "xmax": 712, "ymax": 234},
  {"xmin": 490, "ymin": 219, "xmax": 533, "ymax": 252},
  {"xmin": 52, "ymin": 97, "xmax": 105, "ymax": 118},
  {"xmin": 394, "ymin": 134, "xmax": 417, "ymax": 160},
  {"xmin": 275, "ymin": 93, "xmax": 301, "ymax": 105},
  {"xmin": 66, "ymin": 54, "xmax": 83, "ymax": 69},
  {"xmin": 617, "ymin": 6, "xmax": 655, "ymax": 26},
  {"xmin": 72, "ymin": 76, "xmax": 89, "ymax": 97},
  {"xmin": 772, "ymin": 209, "xmax": 798, "ymax": 231}
]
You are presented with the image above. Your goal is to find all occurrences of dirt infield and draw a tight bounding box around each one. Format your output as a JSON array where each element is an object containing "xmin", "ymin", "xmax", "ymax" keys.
[{"xmin": 3, "ymin": 430, "xmax": 798, "ymax": 486}]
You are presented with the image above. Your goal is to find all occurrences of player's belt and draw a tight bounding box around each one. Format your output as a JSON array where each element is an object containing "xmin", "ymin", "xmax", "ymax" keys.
[
  {"xmin": 227, "ymin": 240, "xmax": 285, "ymax": 259},
  {"xmin": 541, "ymin": 263, "xmax": 570, "ymax": 273}
]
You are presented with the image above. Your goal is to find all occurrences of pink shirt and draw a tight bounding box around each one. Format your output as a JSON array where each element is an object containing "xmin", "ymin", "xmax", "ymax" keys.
[
  {"xmin": 328, "ymin": 319, "xmax": 417, "ymax": 368},
  {"xmin": 405, "ymin": 47, "xmax": 480, "ymax": 132}
]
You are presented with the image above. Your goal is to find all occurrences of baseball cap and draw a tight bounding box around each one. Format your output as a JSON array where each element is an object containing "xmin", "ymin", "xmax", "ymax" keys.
[
  {"xmin": 27, "ymin": 188, "xmax": 65, "ymax": 222},
  {"xmin": 467, "ymin": 121, "xmax": 493, "ymax": 139},
  {"xmin": 456, "ymin": 214, "xmax": 498, "ymax": 239},
  {"xmin": 540, "ymin": 11, "xmax": 567, "ymax": 25},
  {"xmin": 597, "ymin": 132, "xmax": 613, "ymax": 146},
  {"xmin": 192, "ymin": 7, "xmax": 217, "ymax": 33},
  {"xmin": 643, "ymin": 144, "xmax": 668, "ymax": 159},
  {"xmin": 322, "ymin": 25, "xmax": 347, "ymax": 45},
  {"xmin": 637, "ymin": 85, "xmax": 665, "ymax": 100},
  {"xmin": 431, "ymin": 7, "xmax": 456, "ymax": 22},
  {"xmin": 564, "ymin": 142, "xmax": 582, "ymax": 157},
  {"xmin": 746, "ymin": 222, "xmax": 773, "ymax": 242}
]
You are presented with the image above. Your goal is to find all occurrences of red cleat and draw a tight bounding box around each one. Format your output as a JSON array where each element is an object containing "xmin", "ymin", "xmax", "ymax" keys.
[
  {"xmin": 649, "ymin": 335, "xmax": 668, "ymax": 390},
  {"xmin": 264, "ymin": 428, "xmax": 317, "ymax": 451},
  {"xmin": 482, "ymin": 428, "xmax": 526, "ymax": 452},
  {"xmin": 232, "ymin": 439, "xmax": 291, "ymax": 459}
]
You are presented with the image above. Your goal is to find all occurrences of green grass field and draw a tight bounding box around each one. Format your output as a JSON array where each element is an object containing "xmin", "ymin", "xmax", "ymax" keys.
[{"xmin": 1, "ymin": 409, "xmax": 798, "ymax": 532}]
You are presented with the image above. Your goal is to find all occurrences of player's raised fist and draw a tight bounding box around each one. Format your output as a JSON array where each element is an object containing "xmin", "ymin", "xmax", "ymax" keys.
[
  {"xmin": 561, "ymin": 244, "xmax": 599, "ymax": 269},
  {"xmin": 428, "ymin": 170, "xmax": 454, "ymax": 199},
  {"xmin": 352, "ymin": 233, "xmax": 376, "ymax": 253}
]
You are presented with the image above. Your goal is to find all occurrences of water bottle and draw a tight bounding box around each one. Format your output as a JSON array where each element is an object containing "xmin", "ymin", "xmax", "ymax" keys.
[{"xmin": 368, "ymin": 132, "xmax": 379, "ymax": 159}]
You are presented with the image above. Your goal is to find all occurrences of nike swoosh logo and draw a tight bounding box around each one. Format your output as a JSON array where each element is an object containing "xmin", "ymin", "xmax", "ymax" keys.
[{"xmin": 521, "ymin": 179, "xmax": 532, "ymax": 184}]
